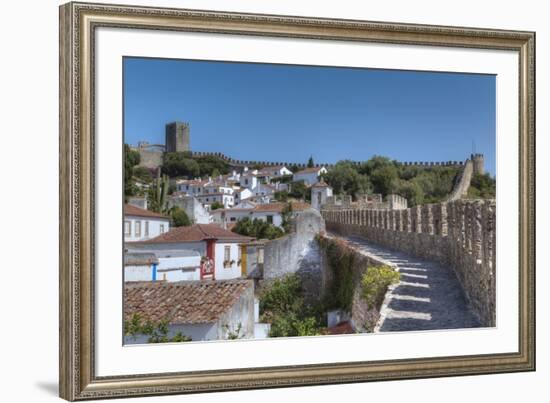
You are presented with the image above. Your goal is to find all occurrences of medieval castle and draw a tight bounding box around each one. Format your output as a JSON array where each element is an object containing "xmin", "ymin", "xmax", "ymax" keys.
[{"xmin": 132, "ymin": 121, "xmax": 485, "ymax": 175}]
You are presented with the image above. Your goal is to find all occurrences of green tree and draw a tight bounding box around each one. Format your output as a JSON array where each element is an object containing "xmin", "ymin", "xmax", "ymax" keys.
[
  {"xmin": 259, "ymin": 274, "xmax": 321, "ymax": 337},
  {"xmin": 307, "ymin": 156, "xmax": 314, "ymax": 168},
  {"xmin": 396, "ymin": 180, "xmax": 424, "ymax": 207},
  {"xmin": 232, "ymin": 218, "xmax": 284, "ymax": 240},
  {"xmin": 468, "ymin": 173, "xmax": 496, "ymax": 199},
  {"xmin": 124, "ymin": 144, "xmax": 140, "ymax": 197},
  {"xmin": 370, "ymin": 164, "xmax": 399, "ymax": 195},
  {"xmin": 170, "ymin": 206, "xmax": 191, "ymax": 227},
  {"xmin": 162, "ymin": 152, "xmax": 200, "ymax": 178},
  {"xmin": 133, "ymin": 166, "xmax": 153, "ymax": 183},
  {"xmin": 210, "ymin": 201, "xmax": 224, "ymax": 210},
  {"xmin": 357, "ymin": 155, "xmax": 394, "ymax": 176},
  {"xmin": 288, "ymin": 180, "xmax": 309, "ymax": 201},
  {"xmin": 323, "ymin": 161, "xmax": 372, "ymax": 198},
  {"xmin": 194, "ymin": 154, "xmax": 230, "ymax": 177},
  {"xmin": 281, "ymin": 201, "xmax": 293, "ymax": 233},
  {"xmin": 274, "ymin": 190, "xmax": 289, "ymax": 202}
]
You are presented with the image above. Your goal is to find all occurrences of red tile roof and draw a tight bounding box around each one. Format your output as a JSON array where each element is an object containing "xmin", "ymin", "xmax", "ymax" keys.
[
  {"xmin": 295, "ymin": 167, "xmax": 326, "ymax": 175},
  {"xmin": 140, "ymin": 224, "xmax": 253, "ymax": 243},
  {"xmin": 253, "ymin": 201, "xmax": 311, "ymax": 213},
  {"xmin": 210, "ymin": 201, "xmax": 311, "ymax": 214},
  {"xmin": 124, "ymin": 280, "xmax": 253, "ymax": 324},
  {"xmin": 326, "ymin": 321, "xmax": 355, "ymax": 335},
  {"xmin": 312, "ymin": 180, "xmax": 331, "ymax": 188},
  {"xmin": 124, "ymin": 204, "xmax": 169, "ymax": 219}
]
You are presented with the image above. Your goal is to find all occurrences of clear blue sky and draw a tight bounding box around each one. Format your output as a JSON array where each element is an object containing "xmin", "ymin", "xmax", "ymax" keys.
[{"xmin": 124, "ymin": 57, "xmax": 496, "ymax": 175}]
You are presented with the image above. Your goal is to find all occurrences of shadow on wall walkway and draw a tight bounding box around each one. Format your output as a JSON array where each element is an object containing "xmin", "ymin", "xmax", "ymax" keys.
[{"xmin": 343, "ymin": 236, "xmax": 481, "ymax": 332}]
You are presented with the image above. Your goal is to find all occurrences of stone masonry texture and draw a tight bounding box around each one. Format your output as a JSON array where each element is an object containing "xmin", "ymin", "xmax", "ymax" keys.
[{"xmin": 321, "ymin": 199, "xmax": 496, "ymax": 327}]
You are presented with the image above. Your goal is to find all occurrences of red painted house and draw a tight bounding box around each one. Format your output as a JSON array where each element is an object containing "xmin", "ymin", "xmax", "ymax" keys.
[{"xmin": 131, "ymin": 224, "xmax": 253, "ymax": 281}]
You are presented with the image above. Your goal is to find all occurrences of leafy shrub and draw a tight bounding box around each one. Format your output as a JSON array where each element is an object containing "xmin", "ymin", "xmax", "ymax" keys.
[
  {"xmin": 162, "ymin": 152, "xmax": 200, "ymax": 177},
  {"xmin": 318, "ymin": 236, "xmax": 356, "ymax": 311},
  {"xmin": 222, "ymin": 323, "xmax": 244, "ymax": 340},
  {"xmin": 133, "ymin": 166, "xmax": 153, "ymax": 183},
  {"xmin": 361, "ymin": 265, "xmax": 400, "ymax": 310},
  {"xmin": 124, "ymin": 144, "xmax": 141, "ymax": 197},
  {"xmin": 232, "ymin": 217, "xmax": 284, "ymax": 240},
  {"xmin": 467, "ymin": 173, "xmax": 496, "ymax": 199},
  {"xmin": 288, "ymin": 180, "xmax": 310, "ymax": 201},
  {"xmin": 259, "ymin": 274, "xmax": 322, "ymax": 337},
  {"xmin": 321, "ymin": 155, "xmax": 461, "ymax": 206},
  {"xmin": 124, "ymin": 313, "xmax": 192, "ymax": 343},
  {"xmin": 210, "ymin": 201, "xmax": 224, "ymax": 210},
  {"xmin": 170, "ymin": 206, "xmax": 191, "ymax": 227}
]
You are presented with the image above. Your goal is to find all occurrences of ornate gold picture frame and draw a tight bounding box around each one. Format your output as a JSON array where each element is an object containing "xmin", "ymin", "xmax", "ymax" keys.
[{"xmin": 59, "ymin": 2, "xmax": 535, "ymax": 400}]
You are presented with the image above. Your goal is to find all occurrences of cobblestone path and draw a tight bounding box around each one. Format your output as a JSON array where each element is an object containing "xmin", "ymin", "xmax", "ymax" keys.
[{"xmin": 342, "ymin": 235, "xmax": 480, "ymax": 332}]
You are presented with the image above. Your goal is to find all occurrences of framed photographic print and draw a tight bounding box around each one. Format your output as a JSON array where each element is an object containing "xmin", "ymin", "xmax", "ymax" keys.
[{"xmin": 59, "ymin": 2, "xmax": 535, "ymax": 400}]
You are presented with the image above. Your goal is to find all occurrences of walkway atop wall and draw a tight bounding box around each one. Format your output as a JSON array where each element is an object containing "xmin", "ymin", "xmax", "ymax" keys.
[{"xmin": 340, "ymin": 235, "xmax": 480, "ymax": 332}]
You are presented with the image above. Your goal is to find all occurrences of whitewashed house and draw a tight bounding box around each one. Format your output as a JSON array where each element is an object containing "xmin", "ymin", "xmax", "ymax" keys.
[
  {"xmin": 240, "ymin": 172, "xmax": 258, "ymax": 190},
  {"xmin": 256, "ymin": 166, "xmax": 293, "ymax": 182},
  {"xmin": 176, "ymin": 179, "xmax": 210, "ymax": 195},
  {"xmin": 132, "ymin": 224, "xmax": 253, "ymax": 280},
  {"xmin": 166, "ymin": 194, "xmax": 212, "ymax": 224},
  {"xmin": 124, "ymin": 280, "xmax": 255, "ymax": 343},
  {"xmin": 234, "ymin": 187, "xmax": 253, "ymax": 204},
  {"xmin": 124, "ymin": 249, "xmax": 202, "ymax": 282},
  {"xmin": 311, "ymin": 180, "xmax": 333, "ymax": 210},
  {"xmin": 253, "ymin": 183, "xmax": 276, "ymax": 197},
  {"xmin": 196, "ymin": 192, "xmax": 235, "ymax": 209},
  {"xmin": 124, "ymin": 204, "xmax": 170, "ymax": 242},
  {"xmin": 211, "ymin": 202, "xmax": 311, "ymax": 229},
  {"xmin": 203, "ymin": 182, "xmax": 234, "ymax": 196},
  {"xmin": 293, "ymin": 166, "xmax": 328, "ymax": 185}
]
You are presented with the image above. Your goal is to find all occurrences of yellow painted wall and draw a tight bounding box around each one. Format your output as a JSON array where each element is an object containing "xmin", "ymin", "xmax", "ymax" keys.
[{"xmin": 240, "ymin": 245, "xmax": 248, "ymax": 276}]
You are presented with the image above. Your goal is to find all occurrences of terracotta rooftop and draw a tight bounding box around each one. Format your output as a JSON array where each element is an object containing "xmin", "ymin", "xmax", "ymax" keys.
[
  {"xmin": 257, "ymin": 166, "xmax": 287, "ymax": 174},
  {"xmin": 295, "ymin": 167, "xmax": 326, "ymax": 174},
  {"xmin": 210, "ymin": 201, "xmax": 311, "ymax": 214},
  {"xmin": 312, "ymin": 180, "xmax": 331, "ymax": 188},
  {"xmin": 253, "ymin": 201, "xmax": 311, "ymax": 213},
  {"xmin": 124, "ymin": 252, "xmax": 159, "ymax": 266},
  {"xmin": 124, "ymin": 280, "xmax": 253, "ymax": 324},
  {"xmin": 197, "ymin": 192, "xmax": 233, "ymax": 198},
  {"xmin": 140, "ymin": 224, "xmax": 253, "ymax": 244},
  {"xmin": 124, "ymin": 204, "xmax": 169, "ymax": 219},
  {"xmin": 325, "ymin": 321, "xmax": 355, "ymax": 335}
]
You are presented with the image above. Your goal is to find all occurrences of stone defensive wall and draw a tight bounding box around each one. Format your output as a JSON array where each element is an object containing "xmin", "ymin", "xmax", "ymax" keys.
[
  {"xmin": 324, "ymin": 194, "xmax": 408, "ymax": 211},
  {"xmin": 191, "ymin": 151, "xmax": 335, "ymax": 169},
  {"xmin": 134, "ymin": 145, "xmax": 468, "ymax": 172},
  {"xmin": 321, "ymin": 199, "xmax": 496, "ymax": 326},
  {"xmin": 192, "ymin": 151, "xmax": 466, "ymax": 170},
  {"xmin": 317, "ymin": 234, "xmax": 397, "ymax": 332},
  {"xmin": 446, "ymin": 159, "xmax": 474, "ymax": 201}
]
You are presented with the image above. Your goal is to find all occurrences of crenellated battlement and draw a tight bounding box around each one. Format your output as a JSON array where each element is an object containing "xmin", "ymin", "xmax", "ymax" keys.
[
  {"xmin": 190, "ymin": 151, "xmax": 336, "ymax": 169},
  {"xmin": 322, "ymin": 194, "xmax": 408, "ymax": 211},
  {"xmin": 397, "ymin": 160, "xmax": 465, "ymax": 167},
  {"xmin": 321, "ymin": 199, "xmax": 496, "ymax": 326}
]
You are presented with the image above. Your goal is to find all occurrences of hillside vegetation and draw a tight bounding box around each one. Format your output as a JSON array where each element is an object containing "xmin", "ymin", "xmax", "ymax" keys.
[
  {"xmin": 321, "ymin": 156, "xmax": 495, "ymax": 206},
  {"xmin": 124, "ymin": 148, "xmax": 496, "ymax": 206}
]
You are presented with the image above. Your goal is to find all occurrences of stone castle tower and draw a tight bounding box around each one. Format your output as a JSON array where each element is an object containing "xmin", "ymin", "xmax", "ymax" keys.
[
  {"xmin": 471, "ymin": 153, "xmax": 485, "ymax": 175},
  {"xmin": 165, "ymin": 121, "xmax": 190, "ymax": 152}
]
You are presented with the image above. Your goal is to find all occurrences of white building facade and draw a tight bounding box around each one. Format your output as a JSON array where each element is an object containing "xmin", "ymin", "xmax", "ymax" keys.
[
  {"xmin": 311, "ymin": 181, "xmax": 334, "ymax": 210},
  {"xmin": 124, "ymin": 204, "xmax": 170, "ymax": 242},
  {"xmin": 293, "ymin": 166, "xmax": 328, "ymax": 186}
]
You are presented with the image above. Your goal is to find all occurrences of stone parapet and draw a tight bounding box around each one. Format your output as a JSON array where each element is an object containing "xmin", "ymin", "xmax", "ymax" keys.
[{"xmin": 321, "ymin": 199, "xmax": 496, "ymax": 326}]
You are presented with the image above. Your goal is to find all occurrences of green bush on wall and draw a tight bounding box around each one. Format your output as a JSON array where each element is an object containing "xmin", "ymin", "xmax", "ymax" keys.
[
  {"xmin": 361, "ymin": 265, "xmax": 400, "ymax": 310},
  {"xmin": 317, "ymin": 236, "xmax": 356, "ymax": 311}
]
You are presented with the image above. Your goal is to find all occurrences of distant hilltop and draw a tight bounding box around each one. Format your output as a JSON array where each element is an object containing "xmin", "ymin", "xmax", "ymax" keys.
[{"xmin": 131, "ymin": 121, "xmax": 483, "ymax": 174}]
